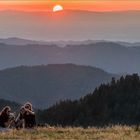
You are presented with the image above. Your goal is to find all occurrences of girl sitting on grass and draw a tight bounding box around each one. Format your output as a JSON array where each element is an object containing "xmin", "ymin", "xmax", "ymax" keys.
[
  {"xmin": 0, "ymin": 106, "xmax": 15, "ymax": 128},
  {"xmin": 16, "ymin": 102, "xmax": 36, "ymax": 129}
]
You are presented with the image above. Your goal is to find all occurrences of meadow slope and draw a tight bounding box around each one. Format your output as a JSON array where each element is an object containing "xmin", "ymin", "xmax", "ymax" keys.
[{"xmin": 0, "ymin": 126, "xmax": 140, "ymax": 140}]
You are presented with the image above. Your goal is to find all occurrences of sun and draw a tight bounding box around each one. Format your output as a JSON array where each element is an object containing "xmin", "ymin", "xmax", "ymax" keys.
[{"xmin": 53, "ymin": 5, "xmax": 63, "ymax": 12}]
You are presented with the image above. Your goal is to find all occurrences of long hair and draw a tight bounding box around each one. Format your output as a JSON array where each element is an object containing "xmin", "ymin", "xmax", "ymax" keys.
[
  {"xmin": 0, "ymin": 106, "xmax": 11, "ymax": 116},
  {"xmin": 24, "ymin": 102, "xmax": 33, "ymax": 111}
]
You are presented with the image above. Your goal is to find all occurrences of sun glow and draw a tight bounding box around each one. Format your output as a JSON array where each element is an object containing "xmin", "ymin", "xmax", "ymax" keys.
[{"xmin": 53, "ymin": 5, "xmax": 63, "ymax": 12}]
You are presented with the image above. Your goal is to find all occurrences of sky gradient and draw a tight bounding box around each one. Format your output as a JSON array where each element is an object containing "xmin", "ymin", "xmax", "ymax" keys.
[{"xmin": 0, "ymin": 1, "xmax": 140, "ymax": 11}]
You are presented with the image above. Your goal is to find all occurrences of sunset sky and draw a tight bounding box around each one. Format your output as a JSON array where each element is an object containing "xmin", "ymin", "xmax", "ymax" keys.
[{"xmin": 0, "ymin": 0, "xmax": 140, "ymax": 12}]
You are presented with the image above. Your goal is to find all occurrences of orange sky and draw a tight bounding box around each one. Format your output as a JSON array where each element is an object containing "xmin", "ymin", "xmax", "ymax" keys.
[{"xmin": 0, "ymin": 1, "xmax": 140, "ymax": 11}]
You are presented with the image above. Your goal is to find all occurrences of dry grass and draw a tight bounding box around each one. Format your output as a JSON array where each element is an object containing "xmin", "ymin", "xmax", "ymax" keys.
[{"xmin": 0, "ymin": 125, "xmax": 140, "ymax": 140}]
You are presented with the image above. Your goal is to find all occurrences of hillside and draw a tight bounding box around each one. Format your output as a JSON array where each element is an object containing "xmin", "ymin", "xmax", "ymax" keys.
[
  {"xmin": 0, "ymin": 64, "xmax": 116, "ymax": 108},
  {"xmin": 43, "ymin": 74, "xmax": 140, "ymax": 126},
  {"xmin": 0, "ymin": 126, "xmax": 140, "ymax": 140}
]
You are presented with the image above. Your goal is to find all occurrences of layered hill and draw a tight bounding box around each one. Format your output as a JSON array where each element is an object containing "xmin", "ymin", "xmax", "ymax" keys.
[
  {"xmin": 0, "ymin": 42, "xmax": 140, "ymax": 74},
  {"xmin": 0, "ymin": 64, "xmax": 116, "ymax": 108}
]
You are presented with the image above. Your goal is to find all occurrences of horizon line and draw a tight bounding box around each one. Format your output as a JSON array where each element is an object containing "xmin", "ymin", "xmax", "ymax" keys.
[
  {"xmin": 1, "ymin": 9, "xmax": 140, "ymax": 12},
  {"xmin": 1, "ymin": 36, "xmax": 140, "ymax": 44}
]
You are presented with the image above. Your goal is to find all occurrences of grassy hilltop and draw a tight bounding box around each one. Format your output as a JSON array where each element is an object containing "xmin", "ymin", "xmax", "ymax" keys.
[{"xmin": 0, "ymin": 126, "xmax": 140, "ymax": 140}]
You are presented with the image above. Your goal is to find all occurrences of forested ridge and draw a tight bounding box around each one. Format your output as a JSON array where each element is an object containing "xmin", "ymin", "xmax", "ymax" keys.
[
  {"xmin": 38, "ymin": 74, "xmax": 140, "ymax": 126},
  {"xmin": 1, "ymin": 74, "xmax": 140, "ymax": 126}
]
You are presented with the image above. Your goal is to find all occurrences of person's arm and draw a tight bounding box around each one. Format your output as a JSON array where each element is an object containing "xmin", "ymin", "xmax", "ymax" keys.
[
  {"xmin": 25, "ymin": 109, "xmax": 35, "ymax": 115},
  {"xmin": 4, "ymin": 118, "xmax": 13, "ymax": 128},
  {"xmin": 5, "ymin": 119, "xmax": 15, "ymax": 128},
  {"xmin": 15, "ymin": 113, "xmax": 21, "ymax": 122}
]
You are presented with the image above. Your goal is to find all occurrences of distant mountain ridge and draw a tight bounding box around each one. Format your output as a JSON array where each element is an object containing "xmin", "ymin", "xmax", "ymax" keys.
[
  {"xmin": 0, "ymin": 41, "xmax": 140, "ymax": 74},
  {"xmin": 0, "ymin": 37, "xmax": 140, "ymax": 47},
  {"xmin": 0, "ymin": 64, "xmax": 117, "ymax": 108},
  {"xmin": 0, "ymin": 37, "xmax": 41, "ymax": 46}
]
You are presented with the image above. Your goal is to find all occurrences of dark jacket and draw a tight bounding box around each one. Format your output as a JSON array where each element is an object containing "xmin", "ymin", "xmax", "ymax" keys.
[
  {"xmin": 24, "ymin": 112, "xmax": 36, "ymax": 128},
  {"xmin": 0, "ymin": 113, "xmax": 9, "ymax": 128}
]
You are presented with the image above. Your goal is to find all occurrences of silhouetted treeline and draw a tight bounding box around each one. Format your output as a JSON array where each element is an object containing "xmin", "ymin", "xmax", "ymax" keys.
[
  {"xmin": 38, "ymin": 74, "xmax": 140, "ymax": 126},
  {"xmin": 0, "ymin": 99, "xmax": 20, "ymax": 111}
]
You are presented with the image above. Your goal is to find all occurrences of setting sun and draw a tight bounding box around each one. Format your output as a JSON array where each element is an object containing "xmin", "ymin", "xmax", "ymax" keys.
[{"xmin": 53, "ymin": 5, "xmax": 63, "ymax": 12}]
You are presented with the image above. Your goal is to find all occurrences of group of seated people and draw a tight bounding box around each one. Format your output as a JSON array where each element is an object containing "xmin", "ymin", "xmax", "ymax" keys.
[{"xmin": 0, "ymin": 102, "xmax": 36, "ymax": 129}]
